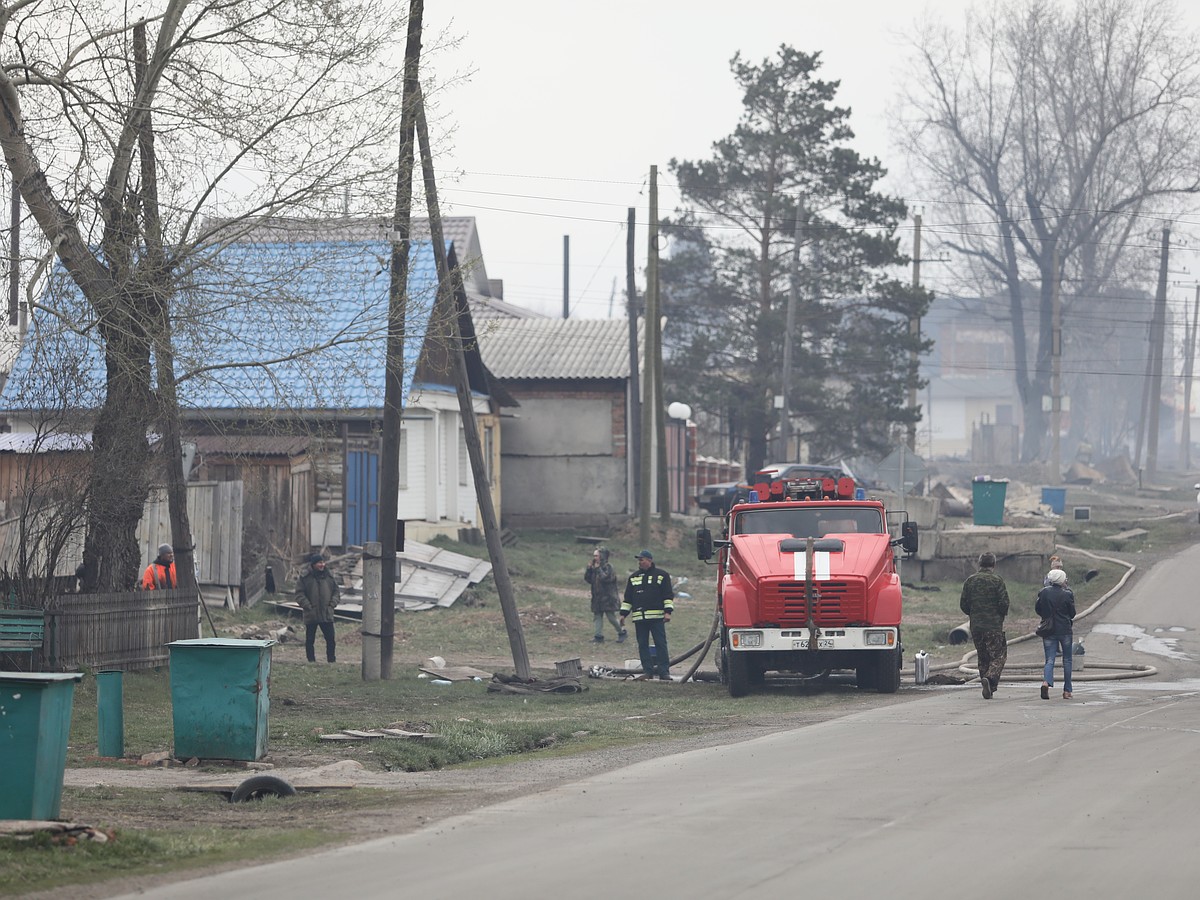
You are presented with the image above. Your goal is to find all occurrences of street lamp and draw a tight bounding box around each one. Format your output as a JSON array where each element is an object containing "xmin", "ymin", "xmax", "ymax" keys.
[{"xmin": 666, "ymin": 403, "xmax": 692, "ymax": 515}]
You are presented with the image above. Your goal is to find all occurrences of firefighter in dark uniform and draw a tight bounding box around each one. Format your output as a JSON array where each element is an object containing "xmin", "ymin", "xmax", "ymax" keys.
[{"xmin": 620, "ymin": 550, "xmax": 674, "ymax": 681}]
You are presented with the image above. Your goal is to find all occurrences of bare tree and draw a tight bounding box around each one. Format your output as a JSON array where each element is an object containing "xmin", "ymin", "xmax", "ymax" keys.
[
  {"xmin": 899, "ymin": 0, "xmax": 1200, "ymax": 462},
  {"xmin": 0, "ymin": 0, "xmax": 412, "ymax": 590}
]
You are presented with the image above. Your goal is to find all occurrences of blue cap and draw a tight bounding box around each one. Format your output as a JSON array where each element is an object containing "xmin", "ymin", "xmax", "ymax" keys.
[{"xmin": 635, "ymin": 549, "xmax": 653, "ymax": 560}]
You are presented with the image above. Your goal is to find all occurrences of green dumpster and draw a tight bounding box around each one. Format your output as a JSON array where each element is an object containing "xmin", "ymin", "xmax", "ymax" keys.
[
  {"xmin": 972, "ymin": 478, "xmax": 1008, "ymax": 526},
  {"xmin": 168, "ymin": 638, "xmax": 275, "ymax": 761},
  {"xmin": 0, "ymin": 672, "xmax": 84, "ymax": 819}
]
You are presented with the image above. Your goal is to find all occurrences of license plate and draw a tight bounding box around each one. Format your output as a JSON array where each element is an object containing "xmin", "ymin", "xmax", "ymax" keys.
[{"xmin": 792, "ymin": 638, "xmax": 835, "ymax": 649}]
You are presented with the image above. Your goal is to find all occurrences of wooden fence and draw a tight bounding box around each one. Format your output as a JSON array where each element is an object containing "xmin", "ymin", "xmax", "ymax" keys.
[
  {"xmin": 0, "ymin": 480, "xmax": 243, "ymax": 586},
  {"xmin": 40, "ymin": 588, "xmax": 199, "ymax": 672}
]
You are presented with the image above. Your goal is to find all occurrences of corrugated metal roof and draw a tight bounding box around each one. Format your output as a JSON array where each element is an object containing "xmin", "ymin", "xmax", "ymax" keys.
[
  {"xmin": 2, "ymin": 240, "xmax": 443, "ymax": 413},
  {"xmin": 0, "ymin": 432, "xmax": 93, "ymax": 452},
  {"xmin": 477, "ymin": 318, "xmax": 643, "ymax": 380},
  {"xmin": 192, "ymin": 435, "xmax": 310, "ymax": 456}
]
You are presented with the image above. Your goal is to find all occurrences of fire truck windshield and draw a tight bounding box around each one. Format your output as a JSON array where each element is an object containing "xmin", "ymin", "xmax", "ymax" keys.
[{"xmin": 733, "ymin": 507, "xmax": 885, "ymax": 538}]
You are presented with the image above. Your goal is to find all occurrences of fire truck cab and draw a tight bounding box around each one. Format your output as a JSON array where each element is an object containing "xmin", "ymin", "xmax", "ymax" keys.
[{"xmin": 697, "ymin": 473, "xmax": 918, "ymax": 697}]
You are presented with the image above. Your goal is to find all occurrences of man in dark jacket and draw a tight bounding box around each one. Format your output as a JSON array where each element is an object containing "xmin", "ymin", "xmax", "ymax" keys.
[
  {"xmin": 960, "ymin": 551, "xmax": 1009, "ymax": 699},
  {"xmin": 620, "ymin": 550, "xmax": 674, "ymax": 680},
  {"xmin": 585, "ymin": 547, "xmax": 625, "ymax": 643},
  {"xmin": 297, "ymin": 553, "xmax": 339, "ymax": 663}
]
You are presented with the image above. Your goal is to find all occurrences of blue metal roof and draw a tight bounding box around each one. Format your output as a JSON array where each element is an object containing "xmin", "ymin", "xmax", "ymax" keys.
[{"xmin": 3, "ymin": 240, "xmax": 443, "ymax": 413}]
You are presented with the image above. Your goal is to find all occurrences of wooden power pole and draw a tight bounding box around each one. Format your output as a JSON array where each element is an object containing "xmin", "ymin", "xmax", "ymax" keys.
[
  {"xmin": 414, "ymin": 86, "xmax": 530, "ymax": 680},
  {"xmin": 374, "ymin": 0, "xmax": 425, "ymax": 680},
  {"xmin": 639, "ymin": 167, "xmax": 657, "ymax": 546},
  {"xmin": 1146, "ymin": 227, "xmax": 1170, "ymax": 482},
  {"xmin": 626, "ymin": 207, "xmax": 641, "ymax": 511},
  {"xmin": 1183, "ymin": 284, "xmax": 1200, "ymax": 470},
  {"xmin": 907, "ymin": 213, "xmax": 922, "ymax": 452}
]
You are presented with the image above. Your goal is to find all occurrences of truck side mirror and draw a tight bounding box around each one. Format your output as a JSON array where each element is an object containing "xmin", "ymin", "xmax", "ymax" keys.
[
  {"xmin": 900, "ymin": 521, "xmax": 919, "ymax": 555},
  {"xmin": 696, "ymin": 528, "xmax": 714, "ymax": 561}
]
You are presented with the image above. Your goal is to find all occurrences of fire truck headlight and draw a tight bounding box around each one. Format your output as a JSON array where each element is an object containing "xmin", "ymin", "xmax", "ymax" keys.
[
  {"xmin": 864, "ymin": 630, "xmax": 893, "ymax": 646},
  {"xmin": 732, "ymin": 631, "xmax": 763, "ymax": 648}
]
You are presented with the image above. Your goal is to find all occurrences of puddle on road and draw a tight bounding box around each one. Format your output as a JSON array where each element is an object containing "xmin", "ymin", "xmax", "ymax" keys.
[{"xmin": 1089, "ymin": 623, "xmax": 1189, "ymax": 660}]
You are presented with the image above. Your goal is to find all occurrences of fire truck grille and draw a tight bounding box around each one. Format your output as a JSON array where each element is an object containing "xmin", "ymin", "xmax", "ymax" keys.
[{"xmin": 758, "ymin": 580, "xmax": 867, "ymax": 626}]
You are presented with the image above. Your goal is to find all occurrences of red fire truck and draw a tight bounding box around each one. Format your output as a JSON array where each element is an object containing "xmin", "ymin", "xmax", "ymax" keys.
[{"xmin": 696, "ymin": 472, "xmax": 919, "ymax": 696}]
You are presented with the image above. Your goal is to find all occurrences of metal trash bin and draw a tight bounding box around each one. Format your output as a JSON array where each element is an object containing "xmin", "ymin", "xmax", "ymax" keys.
[
  {"xmin": 972, "ymin": 478, "xmax": 1008, "ymax": 526},
  {"xmin": 1040, "ymin": 487, "xmax": 1067, "ymax": 515},
  {"xmin": 168, "ymin": 638, "xmax": 275, "ymax": 761},
  {"xmin": 0, "ymin": 672, "xmax": 84, "ymax": 819}
]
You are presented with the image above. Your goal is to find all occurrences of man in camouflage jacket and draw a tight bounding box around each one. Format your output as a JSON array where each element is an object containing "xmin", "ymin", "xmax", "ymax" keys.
[{"xmin": 960, "ymin": 551, "xmax": 1009, "ymax": 699}]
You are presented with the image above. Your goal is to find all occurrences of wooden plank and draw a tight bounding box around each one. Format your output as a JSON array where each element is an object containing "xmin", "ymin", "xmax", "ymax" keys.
[
  {"xmin": 418, "ymin": 665, "xmax": 490, "ymax": 681},
  {"xmin": 1105, "ymin": 528, "xmax": 1149, "ymax": 541}
]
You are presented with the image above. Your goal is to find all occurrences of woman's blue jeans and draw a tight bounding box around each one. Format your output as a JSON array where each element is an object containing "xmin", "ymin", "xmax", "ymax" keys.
[{"xmin": 1042, "ymin": 635, "xmax": 1073, "ymax": 692}]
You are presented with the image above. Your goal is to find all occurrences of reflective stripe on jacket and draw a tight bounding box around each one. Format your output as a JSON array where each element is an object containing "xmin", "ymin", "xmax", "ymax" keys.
[
  {"xmin": 621, "ymin": 568, "xmax": 674, "ymax": 622},
  {"xmin": 141, "ymin": 561, "xmax": 177, "ymax": 590}
]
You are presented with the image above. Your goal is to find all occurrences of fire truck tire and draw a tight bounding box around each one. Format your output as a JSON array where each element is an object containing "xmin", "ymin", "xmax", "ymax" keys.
[
  {"xmin": 874, "ymin": 649, "xmax": 901, "ymax": 694},
  {"xmin": 855, "ymin": 660, "xmax": 874, "ymax": 689},
  {"xmin": 725, "ymin": 649, "xmax": 751, "ymax": 697}
]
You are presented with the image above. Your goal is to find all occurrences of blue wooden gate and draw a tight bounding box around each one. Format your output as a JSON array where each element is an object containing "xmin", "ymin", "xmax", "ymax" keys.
[{"xmin": 345, "ymin": 449, "xmax": 379, "ymax": 546}]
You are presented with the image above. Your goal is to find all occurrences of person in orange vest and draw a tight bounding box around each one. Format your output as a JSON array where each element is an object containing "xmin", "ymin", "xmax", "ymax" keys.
[{"xmin": 141, "ymin": 543, "xmax": 177, "ymax": 590}]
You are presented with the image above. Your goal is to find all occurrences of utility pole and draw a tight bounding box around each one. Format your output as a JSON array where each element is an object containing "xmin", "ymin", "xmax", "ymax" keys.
[
  {"xmin": 375, "ymin": 0, "xmax": 424, "ymax": 680},
  {"xmin": 1183, "ymin": 283, "xmax": 1200, "ymax": 470},
  {"xmin": 907, "ymin": 213, "xmax": 922, "ymax": 452},
  {"xmin": 1050, "ymin": 245, "xmax": 1062, "ymax": 483},
  {"xmin": 780, "ymin": 203, "xmax": 803, "ymax": 462},
  {"xmin": 640, "ymin": 166, "xmax": 657, "ymax": 546},
  {"xmin": 1146, "ymin": 226, "xmax": 1170, "ymax": 482},
  {"xmin": 415, "ymin": 84, "xmax": 530, "ymax": 680},
  {"xmin": 626, "ymin": 208, "xmax": 641, "ymax": 513},
  {"xmin": 562, "ymin": 235, "xmax": 569, "ymax": 319}
]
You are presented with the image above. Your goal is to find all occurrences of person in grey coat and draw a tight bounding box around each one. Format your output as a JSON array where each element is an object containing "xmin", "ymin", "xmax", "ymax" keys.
[
  {"xmin": 1036, "ymin": 567, "xmax": 1077, "ymax": 699},
  {"xmin": 585, "ymin": 547, "xmax": 626, "ymax": 643},
  {"xmin": 297, "ymin": 552, "xmax": 339, "ymax": 662}
]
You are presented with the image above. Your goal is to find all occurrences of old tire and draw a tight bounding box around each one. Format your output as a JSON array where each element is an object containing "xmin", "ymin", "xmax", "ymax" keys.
[
  {"xmin": 725, "ymin": 648, "xmax": 751, "ymax": 698},
  {"xmin": 874, "ymin": 648, "xmax": 901, "ymax": 694},
  {"xmin": 229, "ymin": 775, "xmax": 297, "ymax": 803}
]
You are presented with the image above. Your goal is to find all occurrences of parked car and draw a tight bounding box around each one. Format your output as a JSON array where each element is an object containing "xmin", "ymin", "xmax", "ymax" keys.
[
  {"xmin": 751, "ymin": 462, "xmax": 852, "ymax": 485},
  {"xmin": 696, "ymin": 481, "xmax": 742, "ymax": 516}
]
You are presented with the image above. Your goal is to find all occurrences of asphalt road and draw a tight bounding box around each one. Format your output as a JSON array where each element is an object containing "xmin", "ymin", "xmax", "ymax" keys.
[{"xmin": 113, "ymin": 542, "xmax": 1200, "ymax": 900}]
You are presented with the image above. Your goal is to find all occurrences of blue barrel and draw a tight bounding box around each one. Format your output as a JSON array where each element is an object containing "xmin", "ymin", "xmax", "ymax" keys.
[{"xmin": 1041, "ymin": 487, "xmax": 1067, "ymax": 515}]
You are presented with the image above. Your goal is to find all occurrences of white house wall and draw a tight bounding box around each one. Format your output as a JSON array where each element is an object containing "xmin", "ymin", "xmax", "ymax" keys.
[{"xmin": 401, "ymin": 390, "xmax": 483, "ymax": 527}]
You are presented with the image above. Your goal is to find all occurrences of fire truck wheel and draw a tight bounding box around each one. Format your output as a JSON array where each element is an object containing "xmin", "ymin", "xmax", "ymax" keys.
[
  {"xmin": 725, "ymin": 649, "xmax": 751, "ymax": 697},
  {"xmin": 855, "ymin": 661, "xmax": 874, "ymax": 689},
  {"xmin": 874, "ymin": 649, "xmax": 901, "ymax": 694}
]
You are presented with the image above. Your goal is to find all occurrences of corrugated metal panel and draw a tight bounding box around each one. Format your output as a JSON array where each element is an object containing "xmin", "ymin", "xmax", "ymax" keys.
[
  {"xmin": 192, "ymin": 435, "xmax": 310, "ymax": 457},
  {"xmin": 477, "ymin": 318, "xmax": 643, "ymax": 380}
]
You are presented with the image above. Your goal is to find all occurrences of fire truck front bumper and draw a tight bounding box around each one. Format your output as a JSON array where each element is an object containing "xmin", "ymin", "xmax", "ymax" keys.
[{"xmin": 728, "ymin": 627, "xmax": 898, "ymax": 652}]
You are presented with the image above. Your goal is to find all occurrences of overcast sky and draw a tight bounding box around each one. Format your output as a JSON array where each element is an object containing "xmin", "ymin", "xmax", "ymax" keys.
[{"xmin": 419, "ymin": 0, "xmax": 984, "ymax": 318}]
